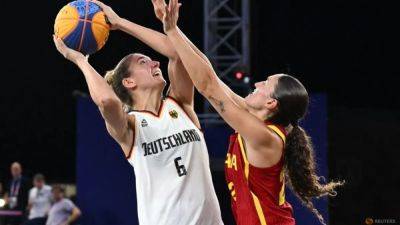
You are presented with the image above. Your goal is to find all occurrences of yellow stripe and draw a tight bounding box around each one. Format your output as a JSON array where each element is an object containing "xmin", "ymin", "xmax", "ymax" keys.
[
  {"xmin": 251, "ymin": 192, "xmax": 268, "ymax": 225},
  {"xmin": 238, "ymin": 132, "xmax": 275, "ymax": 224},
  {"xmin": 267, "ymin": 125, "xmax": 286, "ymax": 143},
  {"xmin": 278, "ymin": 170, "xmax": 286, "ymax": 205},
  {"xmin": 237, "ymin": 134, "xmax": 249, "ymax": 180}
]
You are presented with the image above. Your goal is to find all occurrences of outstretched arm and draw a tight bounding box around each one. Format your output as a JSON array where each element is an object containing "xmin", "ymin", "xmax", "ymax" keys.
[
  {"xmin": 93, "ymin": 0, "xmax": 177, "ymax": 59},
  {"xmin": 163, "ymin": 0, "xmax": 277, "ymax": 148},
  {"xmin": 53, "ymin": 36, "xmax": 134, "ymax": 157},
  {"xmin": 175, "ymin": 28, "xmax": 247, "ymax": 109},
  {"xmin": 93, "ymin": 0, "xmax": 199, "ymax": 127}
]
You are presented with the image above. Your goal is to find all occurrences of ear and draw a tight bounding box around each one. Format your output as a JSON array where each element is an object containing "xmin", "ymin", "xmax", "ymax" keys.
[
  {"xmin": 265, "ymin": 98, "xmax": 278, "ymax": 111},
  {"xmin": 122, "ymin": 77, "xmax": 137, "ymax": 89}
]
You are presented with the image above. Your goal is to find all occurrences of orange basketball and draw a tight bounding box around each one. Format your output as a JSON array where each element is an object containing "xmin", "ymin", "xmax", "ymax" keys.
[{"xmin": 54, "ymin": 0, "xmax": 110, "ymax": 55}]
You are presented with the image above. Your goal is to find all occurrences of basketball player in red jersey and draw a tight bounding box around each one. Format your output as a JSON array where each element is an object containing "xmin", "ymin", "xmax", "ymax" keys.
[{"xmin": 160, "ymin": 0, "xmax": 344, "ymax": 224}]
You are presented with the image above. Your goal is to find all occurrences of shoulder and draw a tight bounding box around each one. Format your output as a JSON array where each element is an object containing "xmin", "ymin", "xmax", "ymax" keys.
[
  {"xmin": 63, "ymin": 199, "xmax": 75, "ymax": 207},
  {"xmin": 44, "ymin": 185, "xmax": 52, "ymax": 191},
  {"xmin": 29, "ymin": 187, "xmax": 36, "ymax": 194}
]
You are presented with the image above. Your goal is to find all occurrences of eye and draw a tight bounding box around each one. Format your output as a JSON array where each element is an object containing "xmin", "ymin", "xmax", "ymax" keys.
[{"xmin": 139, "ymin": 59, "xmax": 146, "ymax": 65}]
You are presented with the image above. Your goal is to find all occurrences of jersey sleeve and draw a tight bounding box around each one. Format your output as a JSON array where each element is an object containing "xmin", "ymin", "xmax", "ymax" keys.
[{"xmin": 63, "ymin": 199, "xmax": 76, "ymax": 212}]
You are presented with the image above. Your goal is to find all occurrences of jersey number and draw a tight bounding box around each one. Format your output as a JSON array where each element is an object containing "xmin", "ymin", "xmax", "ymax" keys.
[
  {"xmin": 174, "ymin": 157, "xmax": 187, "ymax": 177},
  {"xmin": 228, "ymin": 181, "xmax": 237, "ymax": 201}
]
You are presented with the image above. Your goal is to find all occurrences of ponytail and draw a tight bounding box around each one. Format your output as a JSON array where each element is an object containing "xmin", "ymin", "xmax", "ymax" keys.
[
  {"xmin": 285, "ymin": 125, "xmax": 344, "ymax": 225},
  {"xmin": 104, "ymin": 54, "xmax": 135, "ymax": 110}
]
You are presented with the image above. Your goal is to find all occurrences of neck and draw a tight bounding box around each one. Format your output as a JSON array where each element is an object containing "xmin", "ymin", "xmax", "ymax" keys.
[
  {"xmin": 132, "ymin": 88, "xmax": 163, "ymax": 114},
  {"xmin": 247, "ymin": 106, "xmax": 269, "ymax": 121}
]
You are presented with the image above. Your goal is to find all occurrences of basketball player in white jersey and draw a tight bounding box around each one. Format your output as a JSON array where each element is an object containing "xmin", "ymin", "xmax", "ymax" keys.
[{"xmin": 53, "ymin": 1, "xmax": 223, "ymax": 224}]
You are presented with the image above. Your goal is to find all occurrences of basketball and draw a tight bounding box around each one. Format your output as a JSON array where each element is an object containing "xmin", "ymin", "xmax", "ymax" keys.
[{"xmin": 54, "ymin": 0, "xmax": 110, "ymax": 55}]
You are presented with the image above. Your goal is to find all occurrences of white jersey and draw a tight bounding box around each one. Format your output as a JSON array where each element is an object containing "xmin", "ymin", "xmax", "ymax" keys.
[
  {"xmin": 28, "ymin": 185, "xmax": 52, "ymax": 219},
  {"xmin": 127, "ymin": 97, "xmax": 224, "ymax": 225}
]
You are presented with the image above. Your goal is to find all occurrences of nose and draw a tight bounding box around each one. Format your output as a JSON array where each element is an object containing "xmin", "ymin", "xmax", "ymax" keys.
[
  {"xmin": 151, "ymin": 60, "xmax": 160, "ymax": 68},
  {"xmin": 254, "ymin": 82, "xmax": 262, "ymax": 88}
]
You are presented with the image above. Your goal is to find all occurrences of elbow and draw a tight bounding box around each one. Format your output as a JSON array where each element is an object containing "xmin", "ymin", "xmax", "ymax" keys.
[
  {"xmin": 75, "ymin": 207, "xmax": 82, "ymax": 217},
  {"xmin": 170, "ymin": 51, "xmax": 180, "ymax": 61},
  {"xmin": 98, "ymin": 96, "xmax": 120, "ymax": 110}
]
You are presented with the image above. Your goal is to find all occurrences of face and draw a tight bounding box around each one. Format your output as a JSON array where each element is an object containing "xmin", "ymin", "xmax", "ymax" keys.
[
  {"xmin": 52, "ymin": 189, "xmax": 63, "ymax": 201},
  {"xmin": 123, "ymin": 53, "xmax": 166, "ymax": 90},
  {"xmin": 10, "ymin": 163, "xmax": 22, "ymax": 178},
  {"xmin": 34, "ymin": 179, "xmax": 44, "ymax": 189},
  {"xmin": 245, "ymin": 74, "xmax": 281, "ymax": 111}
]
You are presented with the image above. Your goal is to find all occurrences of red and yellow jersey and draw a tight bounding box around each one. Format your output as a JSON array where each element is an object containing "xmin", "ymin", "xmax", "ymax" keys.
[{"xmin": 224, "ymin": 123, "xmax": 295, "ymax": 225}]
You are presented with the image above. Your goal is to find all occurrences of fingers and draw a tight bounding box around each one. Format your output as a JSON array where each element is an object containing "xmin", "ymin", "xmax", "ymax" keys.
[
  {"xmin": 53, "ymin": 35, "xmax": 62, "ymax": 48},
  {"xmin": 171, "ymin": 0, "xmax": 179, "ymax": 16},
  {"xmin": 168, "ymin": 0, "xmax": 173, "ymax": 13},
  {"xmin": 152, "ymin": 0, "xmax": 164, "ymax": 5},
  {"xmin": 172, "ymin": 0, "xmax": 177, "ymax": 15},
  {"xmin": 53, "ymin": 35, "xmax": 65, "ymax": 47},
  {"xmin": 53, "ymin": 35, "xmax": 65, "ymax": 56},
  {"xmin": 52, "ymin": 35, "xmax": 68, "ymax": 56},
  {"xmin": 163, "ymin": 5, "xmax": 169, "ymax": 20},
  {"xmin": 91, "ymin": 0, "xmax": 106, "ymax": 9}
]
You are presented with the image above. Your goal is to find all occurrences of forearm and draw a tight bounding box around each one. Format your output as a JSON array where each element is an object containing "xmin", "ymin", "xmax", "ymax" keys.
[
  {"xmin": 75, "ymin": 59, "xmax": 119, "ymax": 106},
  {"xmin": 66, "ymin": 213, "xmax": 79, "ymax": 223},
  {"xmin": 167, "ymin": 28, "xmax": 215, "ymax": 94},
  {"xmin": 177, "ymin": 28, "xmax": 212, "ymax": 67},
  {"xmin": 66, "ymin": 208, "xmax": 81, "ymax": 224},
  {"xmin": 117, "ymin": 18, "xmax": 177, "ymax": 59},
  {"xmin": 176, "ymin": 28, "xmax": 245, "ymax": 107}
]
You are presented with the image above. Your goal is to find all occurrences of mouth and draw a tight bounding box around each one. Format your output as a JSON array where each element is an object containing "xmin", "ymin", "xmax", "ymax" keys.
[
  {"xmin": 251, "ymin": 89, "xmax": 259, "ymax": 94},
  {"xmin": 152, "ymin": 70, "xmax": 162, "ymax": 77}
]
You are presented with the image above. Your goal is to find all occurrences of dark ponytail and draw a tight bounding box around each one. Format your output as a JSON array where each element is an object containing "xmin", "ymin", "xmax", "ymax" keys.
[
  {"xmin": 285, "ymin": 125, "xmax": 343, "ymax": 225},
  {"xmin": 269, "ymin": 74, "xmax": 344, "ymax": 225}
]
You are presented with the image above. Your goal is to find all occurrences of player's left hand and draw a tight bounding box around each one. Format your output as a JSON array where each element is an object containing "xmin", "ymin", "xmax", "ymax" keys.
[
  {"xmin": 163, "ymin": 0, "xmax": 181, "ymax": 34},
  {"xmin": 91, "ymin": 0, "xmax": 121, "ymax": 30}
]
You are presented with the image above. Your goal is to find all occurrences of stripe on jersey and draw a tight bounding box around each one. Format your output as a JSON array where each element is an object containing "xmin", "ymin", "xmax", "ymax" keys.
[
  {"xmin": 267, "ymin": 125, "xmax": 286, "ymax": 143},
  {"xmin": 130, "ymin": 99, "xmax": 165, "ymax": 118},
  {"xmin": 237, "ymin": 134, "xmax": 249, "ymax": 179},
  {"xmin": 251, "ymin": 192, "xmax": 268, "ymax": 225},
  {"xmin": 237, "ymin": 134, "xmax": 268, "ymax": 225}
]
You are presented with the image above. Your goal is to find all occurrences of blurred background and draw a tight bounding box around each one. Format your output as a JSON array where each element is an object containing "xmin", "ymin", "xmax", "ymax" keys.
[{"xmin": 0, "ymin": 0, "xmax": 399, "ymax": 224}]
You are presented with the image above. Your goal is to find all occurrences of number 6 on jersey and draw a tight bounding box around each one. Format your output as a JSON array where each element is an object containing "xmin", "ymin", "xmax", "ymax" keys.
[{"xmin": 174, "ymin": 157, "xmax": 187, "ymax": 177}]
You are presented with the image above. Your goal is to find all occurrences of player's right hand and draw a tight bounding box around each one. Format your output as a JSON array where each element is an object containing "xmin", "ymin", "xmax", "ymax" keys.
[
  {"xmin": 91, "ymin": 0, "xmax": 122, "ymax": 30},
  {"xmin": 151, "ymin": 0, "xmax": 167, "ymax": 22},
  {"xmin": 163, "ymin": 0, "xmax": 181, "ymax": 34},
  {"xmin": 53, "ymin": 35, "xmax": 86, "ymax": 64}
]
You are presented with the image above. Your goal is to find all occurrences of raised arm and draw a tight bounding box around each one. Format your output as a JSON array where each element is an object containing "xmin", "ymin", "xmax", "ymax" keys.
[
  {"xmin": 175, "ymin": 28, "xmax": 247, "ymax": 109},
  {"xmin": 163, "ymin": 0, "xmax": 276, "ymax": 148},
  {"xmin": 53, "ymin": 36, "xmax": 134, "ymax": 157},
  {"xmin": 93, "ymin": 0, "xmax": 177, "ymax": 59},
  {"xmin": 150, "ymin": 0, "xmax": 246, "ymax": 109},
  {"xmin": 93, "ymin": 0, "xmax": 199, "ymax": 127}
]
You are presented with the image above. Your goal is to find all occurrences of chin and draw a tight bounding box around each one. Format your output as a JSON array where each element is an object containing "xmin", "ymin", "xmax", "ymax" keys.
[
  {"xmin": 244, "ymin": 94, "xmax": 254, "ymax": 104},
  {"xmin": 157, "ymin": 78, "xmax": 166, "ymax": 85}
]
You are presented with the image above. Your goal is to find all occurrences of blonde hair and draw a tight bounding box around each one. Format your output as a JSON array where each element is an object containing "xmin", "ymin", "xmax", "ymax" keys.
[{"xmin": 105, "ymin": 54, "xmax": 135, "ymax": 110}]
